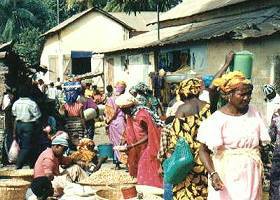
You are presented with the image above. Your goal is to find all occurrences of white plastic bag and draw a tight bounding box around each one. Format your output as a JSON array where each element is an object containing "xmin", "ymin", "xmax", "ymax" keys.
[{"xmin": 8, "ymin": 140, "xmax": 20, "ymax": 163}]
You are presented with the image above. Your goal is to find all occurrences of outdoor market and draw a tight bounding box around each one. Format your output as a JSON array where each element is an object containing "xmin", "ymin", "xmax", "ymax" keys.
[{"xmin": 0, "ymin": 0, "xmax": 280, "ymax": 200}]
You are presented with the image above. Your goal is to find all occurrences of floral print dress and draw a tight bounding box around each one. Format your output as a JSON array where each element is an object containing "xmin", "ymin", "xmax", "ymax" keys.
[
  {"xmin": 269, "ymin": 109, "xmax": 280, "ymax": 200},
  {"xmin": 167, "ymin": 104, "xmax": 211, "ymax": 200}
]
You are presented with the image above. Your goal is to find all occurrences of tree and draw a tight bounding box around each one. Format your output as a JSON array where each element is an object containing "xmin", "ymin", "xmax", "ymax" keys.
[
  {"xmin": 66, "ymin": 0, "xmax": 107, "ymax": 11},
  {"xmin": 14, "ymin": 27, "xmax": 43, "ymax": 65},
  {"xmin": 0, "ymin": 0, "xmax": 56, "ymax": 65},
  {"xmin": 105, "ymin": 0, "xmax": 182, "ymax": 13},
  {"xmin": 0, "ymin": 0, "xmax": 36, "ymax": 41}
]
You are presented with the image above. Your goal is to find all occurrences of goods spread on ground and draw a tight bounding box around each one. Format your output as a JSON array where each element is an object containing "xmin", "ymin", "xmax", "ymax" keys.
[{"xmin": 79, "ymin": 168, "xmax": 136, "ymax": 186}]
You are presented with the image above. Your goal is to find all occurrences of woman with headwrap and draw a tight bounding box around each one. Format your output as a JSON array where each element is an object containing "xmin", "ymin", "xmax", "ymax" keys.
[
  {"xmin": 104, "ymin": 81, "xmax": 127, "ymax": 169},
  {"xmin": 133, "ymin": 82, "xmax": 163, "ymax": 116},
  {"xmin": 115, "ymin": 93, "xmax": 163, "ymax": 188},
  {"xmin": 197, "ymin": 71, "xmax": 271, "ymax": 200},
  {"xmin": 165, "ymin": 78, "xmax": 211, "ymax": 200}
]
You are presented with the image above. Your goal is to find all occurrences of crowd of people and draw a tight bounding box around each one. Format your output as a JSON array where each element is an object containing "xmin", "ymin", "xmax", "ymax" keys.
[{"xmin": 0, "ymin": 52, "xmax": 280, "ymax": 200}]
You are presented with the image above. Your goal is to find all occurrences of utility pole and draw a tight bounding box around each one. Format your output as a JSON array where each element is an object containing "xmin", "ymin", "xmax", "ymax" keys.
[
  {"xmin": 157, "ymin": 1, "xmax": 160, "ymax": 41},
  {"xmin": 57, "ymin": 0, "xmax": 60, "ymax": 24}
]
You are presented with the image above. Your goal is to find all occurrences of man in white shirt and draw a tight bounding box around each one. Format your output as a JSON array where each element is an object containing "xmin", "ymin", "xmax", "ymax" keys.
[
  {"xmin": 47, "ymin": 82, "xmax": 57, "ymax": 100},
  {"xmin": 263, "ymin": 84, "xmax": 280, "ymax": 124},
  {"xmin": 12, "ymin": 86, "xmax": 41, "ymax": 169}
]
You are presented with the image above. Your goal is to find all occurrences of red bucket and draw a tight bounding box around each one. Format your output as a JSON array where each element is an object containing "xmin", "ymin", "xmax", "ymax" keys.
[{"xmin": 121, "ymin": 186, "xmax": 137, "ymax": 199}]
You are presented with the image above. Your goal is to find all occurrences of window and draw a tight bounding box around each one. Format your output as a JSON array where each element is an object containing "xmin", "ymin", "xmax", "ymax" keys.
[
  {"xmin": 71, "ymin": 51, "xmax": 92, "ymax": 75},
  {"xmin": 71, "ymin": 58, "xmax": 91, "ymax": 75}
]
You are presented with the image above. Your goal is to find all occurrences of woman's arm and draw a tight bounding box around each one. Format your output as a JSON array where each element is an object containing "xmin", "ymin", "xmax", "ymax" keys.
[
  {"xmin": 127, "ymin": 135, "xmax": 148, "ymax": 150},
  {"xmin": 127, "ymin": 120, "xmax": 148, "ymax": 149},
  {"xmin": 199, "ymin": 144, "xmax": 224, "ymax": 191},
  {"xmin": 79, "ymin": 106, "xmax": 86, "ymax": 129},
  {"xmin": 208, "ymin": 51, "xmax": 234, "ymax": 112},
  {"xmin": 209, "ymin": 51, "xmax": 234, "ymax": 90}
]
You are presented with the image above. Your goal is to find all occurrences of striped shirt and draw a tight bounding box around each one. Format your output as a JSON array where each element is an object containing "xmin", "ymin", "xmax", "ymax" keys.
[
  {"xmin": 64, "ymin": 102, "xmax": 83, "ymax": 117},
  {"xmin": 12, "ymin": 97, "xmax": 41, "ymax": 122}
]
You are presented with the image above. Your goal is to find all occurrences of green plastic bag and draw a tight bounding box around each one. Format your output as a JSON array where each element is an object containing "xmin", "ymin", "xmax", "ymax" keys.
[{"xmin": 163, "ymin": 137, "xmax": 195, "ymax": 185}]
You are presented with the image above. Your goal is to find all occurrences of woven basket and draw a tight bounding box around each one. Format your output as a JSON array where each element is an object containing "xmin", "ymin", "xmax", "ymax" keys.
[
  {"xmin": 95, "ymin": 189, "xmax": 122, "ymax": 200},
  {"xmin": 0, "ymin": 179, "xmax": 30, "ymax": 200},
  {"xmin": 0, "ymin": 169, "xmax": 34, "ymax": 182}
]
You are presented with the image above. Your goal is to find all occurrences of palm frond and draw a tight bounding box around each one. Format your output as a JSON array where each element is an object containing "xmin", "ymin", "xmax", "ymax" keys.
[{"xmin": 2, "ymin": 18, "xmax": 15, "ymax": 41}]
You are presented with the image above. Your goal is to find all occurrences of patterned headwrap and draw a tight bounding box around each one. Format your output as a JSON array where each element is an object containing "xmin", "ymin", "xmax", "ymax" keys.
[
  {"xmin": 178, "ymin": 78, "xmax": 202, "ymax": 98},
  {"xmin": 131, "ymin": 104, "xmax": 164, "ymax": 127},
  {"xmin": 135, "ymin": 82, "xmax": 151, "ymax": 95},
  {"xmin": 212, "ymin": 71, "xmax": 251, "ymax": 94},
  {"xmin": 115, "ymin": 80, "xmax": 126, "ymax": 95},
  {"xmin": 129, "ymin": 86, "xmax": 137, "ymax": 95}
]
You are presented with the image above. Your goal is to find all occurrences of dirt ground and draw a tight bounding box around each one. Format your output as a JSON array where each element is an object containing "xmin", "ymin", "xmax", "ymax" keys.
[{"xmin": 94, "ymin": 126, "xmax": 109, "ymax": 146}]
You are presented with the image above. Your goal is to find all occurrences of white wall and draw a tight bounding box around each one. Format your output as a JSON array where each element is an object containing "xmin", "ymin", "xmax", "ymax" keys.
[
  {"xmin": 40, "ymin": 11, "xmax": 130, "ymax": 82},
  {"xmin": 104, "ymin": 52, "xmax": 155, "ymax": 89}
]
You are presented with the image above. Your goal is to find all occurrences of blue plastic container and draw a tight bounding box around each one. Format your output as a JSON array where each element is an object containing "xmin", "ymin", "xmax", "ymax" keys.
[{"xmin": 98, "ymin": 144, "xmax": 114, "ymax": 158}]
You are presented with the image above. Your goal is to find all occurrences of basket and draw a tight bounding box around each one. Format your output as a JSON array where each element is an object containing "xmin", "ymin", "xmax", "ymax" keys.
[
  {"xmin": 0, "ymin": 169, "xmax": 34, "ymax": 182},
  {"xmin": 95, "ymin": 189, "xmax": 122, "ymax": 200},
  {"xmin": 0, "ymin": 179, "xmax": 30, "ymax": 200},
  {"xmin": 107, "ymin": 184, "xmax": 136, "ymax": 191}
]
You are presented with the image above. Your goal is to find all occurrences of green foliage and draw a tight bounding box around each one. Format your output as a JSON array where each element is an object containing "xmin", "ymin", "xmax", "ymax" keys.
[
  {"xmin": 66, "ymin": 0, "xmax": 108, "ymax": 11},
  {"xmin": 0, "ymin": 0, "xmax": 63, "ymax": 65},
  {"xmin": 14, "ymin": 27, "xmax": 43, "ymax": 65},
  {"xmin": 105, "ymin": 0, "xmax": 182, "ymax": 13}
]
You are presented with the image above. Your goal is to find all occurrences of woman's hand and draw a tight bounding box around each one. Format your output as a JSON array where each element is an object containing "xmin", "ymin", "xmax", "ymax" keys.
[
  {"xmin": 211, "ymin": 173, "xmax": 224, "ymax": 191},
  {"xmin": 114, "ymin": 145, "xmax": 128, "ymax": 152}
]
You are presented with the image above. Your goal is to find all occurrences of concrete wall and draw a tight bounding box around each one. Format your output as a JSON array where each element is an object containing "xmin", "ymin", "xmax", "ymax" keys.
[
  {"xmin": 201, "ymin": 34, "xmax": 280, "ymax": 123},
  {"xmin": 104, "ymin": 52, "xmax": 155, "ymax": 89},
  {"xmin": 40, "ymin": 11, "xmax": 130, "ymax": 82}
]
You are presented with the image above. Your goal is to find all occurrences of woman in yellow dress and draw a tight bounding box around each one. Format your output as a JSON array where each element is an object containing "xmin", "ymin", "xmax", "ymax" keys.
[{"xmin": 166, "ymin": 78, "xmax": 211, "ymax": 200}]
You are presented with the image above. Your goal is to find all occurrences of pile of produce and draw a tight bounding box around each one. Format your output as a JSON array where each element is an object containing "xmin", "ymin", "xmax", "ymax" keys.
[{"xmin": 80, "ymin": 168, "xmax": 136, "ymax": 185}]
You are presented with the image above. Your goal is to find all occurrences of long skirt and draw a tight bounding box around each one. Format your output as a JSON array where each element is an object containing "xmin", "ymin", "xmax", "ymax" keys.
[
  {"xmin": 270, "ymin": 149, "xmax": 280, "ymax": 200},
  {"xmin": 64, "ymin": 117, "xmax": 84, "ymax": 149}
]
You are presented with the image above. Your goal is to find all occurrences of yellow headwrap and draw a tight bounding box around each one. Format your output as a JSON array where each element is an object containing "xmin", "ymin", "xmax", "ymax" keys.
[
  {"xmin": 178, "ymin": 78, "xmax": 202, "ymax": 98},
  {"xmin": 115, "ymin": 80, "xmax": 127, "ymax": 95},
  {"xmin": 212, "ymin": 71, "xmax": 251, "ymax": 94}
]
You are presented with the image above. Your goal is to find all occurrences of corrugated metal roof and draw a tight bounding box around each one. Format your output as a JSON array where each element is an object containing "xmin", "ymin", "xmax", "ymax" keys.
[
  {"xmin": 109, "ymin": 12, "xmax": 156, "ymax": 32},
  {"xmin": 41, "ymin": 8, "xmax": 135, "ymax": 37},
  {"xmin": 95, "ymin": 24, "xmax": 190, "ymax": 53},
  {"xmin": 149, "ymin": 0, "xmax": 249, "ymax": 24},
  {"xmin": 98, "ymin": 7, "xmax": 280, "ymax": 54}
]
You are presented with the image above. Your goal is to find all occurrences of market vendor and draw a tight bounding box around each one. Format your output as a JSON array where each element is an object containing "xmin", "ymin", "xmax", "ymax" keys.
[
  {"xmin": 70, "ymin": 138, "xmax": 107, "ymax": 174},
  {"xmin": 30, "ymin": 134, "xmax": 88, "ymax": 199}
]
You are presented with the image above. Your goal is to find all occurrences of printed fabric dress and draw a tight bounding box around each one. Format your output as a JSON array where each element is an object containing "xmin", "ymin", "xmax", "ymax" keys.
[
  {"xmin": 167, "ymin": 104, "xmax": 211, "ymax": 200},
  {"xmin": 269, "ymin": 110, "xmax": 280, "ymax": 200},
  {"xmin": 197, "ymin": 106, "xmax": 271, "ymax": 200},
  {"xmin": 104, "ymin": 96, "xmax": 126, "ymax": 160}
]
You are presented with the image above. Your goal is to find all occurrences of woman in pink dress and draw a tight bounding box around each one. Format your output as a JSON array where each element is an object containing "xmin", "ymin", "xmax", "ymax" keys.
[
  {"xmin": 104, "ymin": 81, "xmax": 127, "ymax": 169},
  {"xmin": 116, "ymin": 93, "xmax": 164, "ymax": 188},
  {"xmin": 197, "ymin": 71, "xmax": 271, "ymax": 200}
]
